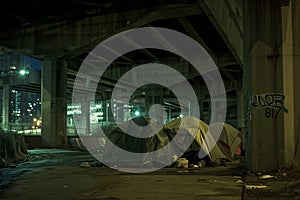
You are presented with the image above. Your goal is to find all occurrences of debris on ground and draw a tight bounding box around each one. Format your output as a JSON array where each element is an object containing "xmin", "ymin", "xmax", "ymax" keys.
[
  {"xmin": 259, "ymin": 174, "xmax": 277, "ymax": 179},
  {"xmin": 79, "ymin": 162, "xmax": 91, "ymax": 168},
  {"xmin": 198, "ymin": 160, "xmax": 206, "ymax": 167},
  {"xmin": 189, "ymin": 164, "xmax": 199, "ymax": 168},
  {"xmin": 290, "ymin": 188, "xmax": 300, "ymax": 195},
  {"xmin": 176, "ymin": 158, "xmax": 189, "ymax": 168},
  {"xmin": 245, "ymin": 185, "xmax": 267, "ymax": 189},
  {"xmin": 90, "ymin": 161, "xmax": 105, "ymax": 167}
]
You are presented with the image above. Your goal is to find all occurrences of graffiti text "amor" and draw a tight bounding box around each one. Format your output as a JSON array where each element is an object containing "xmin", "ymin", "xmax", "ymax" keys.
[{"xmin": 252, "ymin": 93, "xmax": 288, "ymax": 113}]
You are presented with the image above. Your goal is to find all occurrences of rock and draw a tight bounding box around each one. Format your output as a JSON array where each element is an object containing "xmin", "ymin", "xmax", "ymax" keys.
[
  {"xmin": 80, "ymin": 162, "xmax": 90, "ymax": 168},
  {"xmin": 91, "ymin": 161, "xmax": 104, "ymax": 167},
  {"xmin": 246, "ymin": 185, "xmax": 267, "ymax": 189},
  {"xmin": 198, "ymin": 160, "xmax": 206, "ymax": 167},
  {"xmin": 260, "ymin": 175, "xmax": 276, "ymax": 179},
  {"xmin": 0, "ymin": 156, "xmax": 7, "ymax": 168},
  {"xmin": 291, "ymin": 189, "xmax": 300, "ymax": 195}
]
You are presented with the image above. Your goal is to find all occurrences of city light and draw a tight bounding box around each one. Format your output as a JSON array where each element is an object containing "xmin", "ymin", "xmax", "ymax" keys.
[
  {"xmin": 135, "ymin": 110, "xmax": 140, "ymax": 116},
  {"xmin": 19, "ymin": 69, "xmax": 29, "ymax": 75}
]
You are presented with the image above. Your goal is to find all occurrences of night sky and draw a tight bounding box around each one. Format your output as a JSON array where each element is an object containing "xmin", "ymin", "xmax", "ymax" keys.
[{"xmin": 23, "ymin": 55, "xmax": 41, "ymax": 71}]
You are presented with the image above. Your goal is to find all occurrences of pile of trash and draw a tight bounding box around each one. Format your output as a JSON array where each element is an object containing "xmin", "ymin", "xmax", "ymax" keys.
[{"xmin": 0, "ymin": 131, "xmax": 28, "ymax": 168}]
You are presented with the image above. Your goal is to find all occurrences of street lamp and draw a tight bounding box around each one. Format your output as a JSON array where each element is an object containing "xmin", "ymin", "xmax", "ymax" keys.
[
  {"xmin": 19, "ymin": 69, "xmax": 29, "ymax": 75},
  {"xmin": 135, "ymin": 110, "xmax": 140, "ymax": 116}
]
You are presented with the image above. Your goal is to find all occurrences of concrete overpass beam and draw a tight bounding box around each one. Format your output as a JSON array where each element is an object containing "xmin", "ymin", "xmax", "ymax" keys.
[{"xmin": 199, "ymin": 0, "xmax": 243, "ymax": 65}]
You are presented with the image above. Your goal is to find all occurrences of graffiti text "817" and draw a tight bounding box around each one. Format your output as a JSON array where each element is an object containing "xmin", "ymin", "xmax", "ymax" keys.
[{"xmin": 265, "ymin": 108, "xmax": 280, "ymax": 119}]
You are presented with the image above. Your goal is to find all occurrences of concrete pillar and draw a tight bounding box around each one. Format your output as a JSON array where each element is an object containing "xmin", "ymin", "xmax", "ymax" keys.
[
  {"xmin": 291, "ymin": 0, "xmax": 300, "ymax": 168},
  {"xmin": 193, "ymin": 82, "xmax": 205, "ymax": 121},
  {"xmin": 2, "ymin": 84, "xmax": 10, "ymax": 131},
  {"xmin": 279, "ymin": 0, "xmax": 295, "ymax": 168},
  {"xmin": 81, "ymin": 99, "xmax": 90, "ymax": 135},
  {"xmin": 237, "ymin": 89, "xmax": 245, "ymax": 152},
  {"xmin": 41, "ymin": 59, "xmax": 67, "ymax": 148},
  {"xmin": 145, "ymin": 86, "xmax": 164, "ymax": 123},
  {"xmin": 243, "ymin": 0, "xmax": 299, "ymax": 171}
]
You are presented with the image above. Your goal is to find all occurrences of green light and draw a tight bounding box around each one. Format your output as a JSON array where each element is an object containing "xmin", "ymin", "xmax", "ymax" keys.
[
  {"xmin": 19, "ymin": 69, "xmax": 29, "ymax": 75},
  {"xmin": 135, "ymin": 110, "xmax": 140, "ymax": 116},
  {"xmin": 179, "ymin": 114, "xmax": 183, "ymax": 118}
]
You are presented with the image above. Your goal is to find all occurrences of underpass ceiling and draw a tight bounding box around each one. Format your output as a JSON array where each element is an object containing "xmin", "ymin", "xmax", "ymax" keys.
[
  {"xmin": 0, "ymin": 0, "xmax": 193, "ymax": 32},
  {"xmin": 0, "ymin": 0, "xmax": 242, "ymax": 102}
]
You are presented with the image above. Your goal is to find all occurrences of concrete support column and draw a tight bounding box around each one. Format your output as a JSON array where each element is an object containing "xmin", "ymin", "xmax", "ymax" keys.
[
  {"xmin": 193, "ymin": 82, "xmax": 205, "ymax": 121},
  {"xmin": 291, "ymin": 0, "xmax": 300, "ymax": 168},
  {"xmin": 279, "ymin": 0, "xmax": 296, "ymax": 168},
  {"xmin": 145, "ymin": 86, "xmax": 164, "ymax": 123},
  {"xmin": 243, "ymin": 0, "xmax": 281, "ymax": 171},
  {"xmin": 237, "ymin": 89, "xmax": 245, "ymax": 152},
  {"xmin": 2, "ymin": 84, "xmax": 10, "ymax": 131},
  {"xmin": 41, "ymin": 59, "xmax": 67, "ymax": 148},
  {"xmin": 81, "ymin": 99, "xmax": 90, "ymax": 135},
  {"xmin": 244, "ymin": 0, "xmax": 299, "ymax": 171}
]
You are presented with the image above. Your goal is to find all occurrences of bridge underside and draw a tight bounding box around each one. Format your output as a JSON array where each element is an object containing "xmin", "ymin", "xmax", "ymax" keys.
[{"xmin": 0, "ymin": 0, "xmax": 299, "ymax": 172}]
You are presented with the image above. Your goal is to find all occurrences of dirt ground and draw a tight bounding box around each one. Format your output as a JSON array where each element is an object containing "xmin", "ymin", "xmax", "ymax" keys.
[
  {"xmin": 1, "ymin": 150, "xmax": 300, "ymax": 200},
  {"xmin": 244, "ymin": 169, "xmax": 300, "ymax": 200}
]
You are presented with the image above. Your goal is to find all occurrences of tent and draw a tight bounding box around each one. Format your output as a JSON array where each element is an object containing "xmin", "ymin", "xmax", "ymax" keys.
[
  {"xmin": 163, "ymin": 116, "xmax": 227, "ymax": 164},
  {"xmin": 103, "ymin": 116, "xmax": 175, "ymax": 168},
  {"xmin": 102, "ymin": 116, "xmax": 240, "ymax": 169},
  {"xmin": 208, "ymin": 122, "xmax": 242, "ymax": 161}
]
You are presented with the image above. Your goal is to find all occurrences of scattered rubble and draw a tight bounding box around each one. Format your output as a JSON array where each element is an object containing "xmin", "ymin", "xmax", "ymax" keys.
[
  {"xmin": 246, "ymin": 185, "xmax": 267, "ymax": 189},
  {"xmin": 79, "ymin": 162, "xmax": 91, "ymax": 168},
  {"xmin": 176, "ymin": 158, "xmax": 189, "ymax": 168},
  {"xmin": 259, "ymin": 174, "xmax": 277, "ymax": 179},
  {"xmin": 0, "ymin": 132, "xmax": 28, "ymax": 168}
]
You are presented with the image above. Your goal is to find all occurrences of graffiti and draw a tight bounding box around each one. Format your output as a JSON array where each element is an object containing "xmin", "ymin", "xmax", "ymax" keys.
[
  {"xmin": 252, "ymin": 93, "xmax": 288, "ymax": 113},
  {"xmin": 264, "ymin": 107, "xmax": 281, "ymax": 118},
  {"xmin": 244, "ymin": 89, "xmax": 252, "ymax": 125},
  {"xmin": 51, "ymin": 99, "xmax": 66, "ymax": 113}
]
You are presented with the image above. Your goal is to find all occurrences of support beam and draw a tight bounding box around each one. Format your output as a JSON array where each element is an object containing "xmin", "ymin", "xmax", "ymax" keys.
[
  {"xmin": 2, "ymin": 84, "xmax": 10, "ymax": 131},
  {"xmin": 243, "ymin": 0, "xmax": 299, "ymax": 172},
  {"xmin": 0, "ymin": 4, "xmax": 203, "ymax": 59},
  {"xmin": 244, "ymin": 0, "xmax": 281, "ymax": 172},
  {"xmin": 145, "ymin": 86, "xmax": 164, "ymax": 123},
  {"xmin": 198, "ymin": 0, "xmax": 243, "ymax": 65},
  {"xmin": 41, "ymin": 59, "xmax": 67, "ymax": 147},
  {"xmin": 280, "ymin": 0, "xmax": 295, "ymax": 168},
  {"xmin": 177, "ymin": 17, "xmax": 213, "ymax": 57},
  {"xmin": 291, "ymin": 0, "xmax": 300, "ymax": 168}
]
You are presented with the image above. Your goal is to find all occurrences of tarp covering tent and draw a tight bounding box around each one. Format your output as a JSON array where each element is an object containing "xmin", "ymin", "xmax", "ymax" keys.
[
  {"xmin": 163, "ymin": 116, "xmax": 227, "ymax": 164},
  {"xmin": 103, "ymin": 116, "xmax": 240, "ymax": 169},
  {"xmin": 103, "ymin": 116, "xmax": 176, "ymax": 168},
  {"xmin": 209, "ymin": 122, "xmax": 241, "ymax": 161},
  {"xmin": 104, "ymin": 116, "xmax": 168, "ymax": 153}
]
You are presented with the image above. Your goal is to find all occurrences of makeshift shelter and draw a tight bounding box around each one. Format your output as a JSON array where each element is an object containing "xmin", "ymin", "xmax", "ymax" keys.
[
  {"xmin": 163, "ymin": 116, "xmax": 227, "ymax": 164},
  {"xmin": 103, "ymin": 116, "xmax": 240, "ymax": 169},
  {"xmin": 209, "ymin": 122, "xmax": 242, "ymax": 161},
  {"xmin": 103, "ymin": 116, "xmax": 174, "ymax": 168}
]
